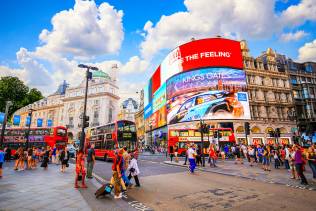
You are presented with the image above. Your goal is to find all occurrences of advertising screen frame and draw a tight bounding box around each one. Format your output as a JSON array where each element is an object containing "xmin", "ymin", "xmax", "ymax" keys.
[{"xmin": 166, "ymin": 67, "xmax": 250, "ymax": 124}]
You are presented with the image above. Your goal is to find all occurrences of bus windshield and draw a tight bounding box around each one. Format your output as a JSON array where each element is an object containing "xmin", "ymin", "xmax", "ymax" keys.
[
  {"xmin": 56, "ymin": 128, "xmax": 67, "ymax": 137},
  {"xmin": 118, "ymin": 121, "xmax": 136, "ymax": 132}
]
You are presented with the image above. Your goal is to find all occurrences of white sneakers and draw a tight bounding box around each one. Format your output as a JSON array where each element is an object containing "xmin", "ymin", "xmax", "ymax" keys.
[{"xmin": 114, "ymin": 193, "xmax": 122, "ymax": 199}]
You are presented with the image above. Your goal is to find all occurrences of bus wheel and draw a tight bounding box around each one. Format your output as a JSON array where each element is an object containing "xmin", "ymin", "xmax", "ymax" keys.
[{"xmin": 104, "ymin": 154, "xmax": 108, "ymax": 162}]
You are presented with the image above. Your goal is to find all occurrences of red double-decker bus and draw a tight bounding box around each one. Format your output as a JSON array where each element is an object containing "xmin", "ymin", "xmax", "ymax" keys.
[
  {"xmin": 2, "ymin": 126, "xmax": 68, "ymax": 154},
  {"xmin": 168, "ymin": 127, "xmax": 235, "ymax": 156},
  {"xmin": 87, "ymin": 120, "xmax": 137, "ymax": 161}
]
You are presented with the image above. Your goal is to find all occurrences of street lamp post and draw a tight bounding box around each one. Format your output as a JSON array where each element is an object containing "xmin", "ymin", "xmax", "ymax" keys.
[
  {"xmin": 25, "ymin": 108, "xmax": 35, "ymax": 149},
  {"xmin": 78, "ymin": 64, "xmax": 99, "ymax": 151},
  {"xmin": 0, "ymin": 101, "xmax": 12, "ymax": 148}
]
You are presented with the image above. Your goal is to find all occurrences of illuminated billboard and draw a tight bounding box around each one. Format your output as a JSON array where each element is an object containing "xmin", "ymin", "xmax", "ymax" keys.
[
  {"xmin": 166, "ymin": 67, "xmax": 250, "ymax": 124},
  {"xmin": 160, "ymin": 38, "xmax": 243, "ymax": 84},
  {"xmin": 144, "ymin": 38, "xmax": 248, "ymax": 127},
  {"xmin": 152, "ymin": 83, "xmax": 166, "ymax": 113},
  {"xmin": 145, "ymin": 106, "xmax": 167, "ymax": 131}
]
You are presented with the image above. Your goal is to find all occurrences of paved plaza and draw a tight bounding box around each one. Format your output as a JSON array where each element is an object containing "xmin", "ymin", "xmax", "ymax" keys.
[
  {"xmin": 0, "ymin": 162, "xmax": 134, "ymax": 211},
  {"xmin": 164, "ymin": 159, "xmax": 316, "ymax": 191}
]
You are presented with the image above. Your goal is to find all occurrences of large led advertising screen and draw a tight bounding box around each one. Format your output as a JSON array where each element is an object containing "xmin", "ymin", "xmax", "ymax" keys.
[{"xmin": 166, "ymin": 67, "xmax": 250, "ymax": 124}]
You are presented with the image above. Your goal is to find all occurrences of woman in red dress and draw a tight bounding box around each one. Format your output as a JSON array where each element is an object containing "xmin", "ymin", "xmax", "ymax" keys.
[{"xmin": 75, "ymin": 150, "xmax": 87, "ymax": 188}]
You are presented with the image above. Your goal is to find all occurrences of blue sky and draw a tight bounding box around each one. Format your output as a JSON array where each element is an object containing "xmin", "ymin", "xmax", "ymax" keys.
[{"xmin": 0, "ymin": 0, "xmax": 316, "ymax": 99}]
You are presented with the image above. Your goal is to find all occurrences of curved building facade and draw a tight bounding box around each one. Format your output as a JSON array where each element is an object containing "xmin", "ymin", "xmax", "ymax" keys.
[{"xmin": 143, "ymin": 38, "xmax": 296, "ymax": 147}]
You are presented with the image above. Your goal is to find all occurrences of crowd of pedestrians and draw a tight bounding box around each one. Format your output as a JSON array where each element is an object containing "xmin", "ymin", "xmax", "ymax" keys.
[
  {"xmin": 0, "ymin": 144, "xmax": 70, "ymax": 173},
  {"xmin": 176, "ymin": 142, "xmax": 316, "ymax": 186}
]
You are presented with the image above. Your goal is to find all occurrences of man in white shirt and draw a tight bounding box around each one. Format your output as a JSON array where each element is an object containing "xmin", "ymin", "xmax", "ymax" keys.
[{"xmin": 188, "ymin": 144, "xmax": 196, "ymax": 173}]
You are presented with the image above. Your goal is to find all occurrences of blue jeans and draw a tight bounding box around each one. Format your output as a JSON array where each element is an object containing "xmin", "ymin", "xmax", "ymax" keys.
[
  {"xmin": 189, "ymin": 158, "xmax": 196, "ymax": 173},
  {"xmin": 308, "ymin": 161, "xmax": 316, "ymax": 178},
  {"xmin": 121, "ymin": 170, "xmax": 131, "ymax": 185}
]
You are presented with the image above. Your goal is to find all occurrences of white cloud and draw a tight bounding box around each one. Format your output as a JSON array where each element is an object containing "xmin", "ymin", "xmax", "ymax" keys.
[
  {"xmin": 118, "ymin": 80, "xmax": 146, "ymax": 104},
  {"xmin": 298, "ymin": 39, "xmax": 316, "ymax": 62},
  {"xmin": 37, "ymin": 0, "xmax": 124, "ymax": 59},
  {"xmin": 281, "ymin": 0, "xmax": 316, "ymax": 26},
  {"xmin": 119, "ymin": 56, "xmax": 149, "ymax": 74},
  {"xmin": 140, "ymin": 0, "xmax": 316, "ymax": 59},
  {"xmin": 1, "ymin": 0, "xmax": 125, "ymax": 96},
  {"xmin": 140, "ymin": 0, "xmax": 280, "ymax": 59},
  {"xmin": 280, "ymin": 30, "xmax": 309, "ymax": 42}
]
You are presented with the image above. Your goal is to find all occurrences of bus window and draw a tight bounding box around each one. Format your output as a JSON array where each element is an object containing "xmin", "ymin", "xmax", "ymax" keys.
[
  {"xmin": 170, "ymin": 130, "xmax": 179, "ymax": 137},
  {"xmin": 130, "ymin": 125, "xmax": 136, "ymax": 132},
  {"xmin": 57, "ymin": 128, "xmax": 67, "ymax": 137},
  {"xmin": 194, "ymin": 131, "xmax": 201, "ymax": 137},
  {"xmin": 94, "ymin": 141, "xmax": 102, "ymax": 149},
  {"xmin": 180, "ymin": 130, "xmax": 189, "ymax": 137}
]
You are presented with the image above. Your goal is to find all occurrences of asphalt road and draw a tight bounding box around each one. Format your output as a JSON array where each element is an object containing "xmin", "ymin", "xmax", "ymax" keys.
[
  {"xmin": 92, "ymin": 153, "xmax": 316, "ymax": 211},
  {"xmin": 93, "ymin": 153, "xmax": 186, "ymax": 181}
]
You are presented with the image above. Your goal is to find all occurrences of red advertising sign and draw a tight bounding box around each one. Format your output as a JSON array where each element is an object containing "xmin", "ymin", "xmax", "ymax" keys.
[
  {"xmin": 180, "ymin": 38, "xmax": 243, "ymax": 71},
  {"xmin": 151, "ymin": 66, "xmax": 161, "ymax": 94},
  {"xmin": 160, "ymin": 38, "xmax": 243, "ymax": 84}
]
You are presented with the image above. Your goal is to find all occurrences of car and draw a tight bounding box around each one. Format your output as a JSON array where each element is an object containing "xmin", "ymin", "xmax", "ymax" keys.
[
  {"xmin": 67, "ymin": 144, "xmax": 76, "ymax": 158},
  {"xmin": 169, "ymin": 91, "xmax": 244, "ymax": 124}
]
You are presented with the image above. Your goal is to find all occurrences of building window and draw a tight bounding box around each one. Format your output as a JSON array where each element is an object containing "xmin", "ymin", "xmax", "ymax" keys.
[
  {"xmin": 290, "ymin": 77, "xmax": 297, "ymax": 85},
  {"xmin": 108, "ymin": 108, "xmax": 113, "ymax": 123},
  {"xmin": 94, "ymin": 100, "xmax": 99, "ymax": 105},
  {"xmin": 310, "ymin": 88, "xmax": 315, "ymax": 98},
  {"xmin": 93, "ymin": 110, "xmax": 99, "ymax": 119},
  {"xmin": 69, "ymin": 117, "xmax": 74, "ymax": 127},
  {"xmin": 305, "ymin": 64, "xmax": 313, "ymax": 73},
  {"xmin": 303, "ymin": 88, "xmax": 309, "ymax": 98}
]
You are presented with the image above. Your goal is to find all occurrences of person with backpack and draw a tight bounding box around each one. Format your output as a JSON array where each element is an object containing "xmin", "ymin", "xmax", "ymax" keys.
[
  {"xmin": 127, "ymin": 153, "xmax": 140, "ymax": 187},
  {"xmin": 121, "ymin": 147, "xmax": 132, "ymax": 187},
  {"xmin": 111, "ymin": 149, "xmax": 127, "ymax": 199}
]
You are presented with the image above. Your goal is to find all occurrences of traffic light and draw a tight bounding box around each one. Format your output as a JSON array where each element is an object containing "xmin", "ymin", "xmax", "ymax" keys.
[
  {"xmin": 203, "ymin": 124, "xmax": 210, "ymax": 134},
  {"xmin": 87, "ymin": 71, "xmax": 93, "ymax": 80},
  {"xmin": 83, "ymin": 115, "xmax": 90, "ymax": 128},
  {"xmin": 244, "ymin": 122, "xmax": 250, "ymax": 135},
  {"xmin": 275, "ymin": 128, "xmax": 280, "ymax": 138},
  {"xmin": 218, "ymin": 130, "xmax": 222, "ymax": 138}
]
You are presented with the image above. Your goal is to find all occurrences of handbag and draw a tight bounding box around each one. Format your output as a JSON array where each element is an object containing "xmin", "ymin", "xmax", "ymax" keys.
[{"xmin": 130, "ymin": 167, "xmax": 135, "ymax": 173}]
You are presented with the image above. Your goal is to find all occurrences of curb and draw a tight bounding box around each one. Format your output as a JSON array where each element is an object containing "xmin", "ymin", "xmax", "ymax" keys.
[{"xmin": 163, "ymin": 161, "xmax": 316, "ymax": 191}]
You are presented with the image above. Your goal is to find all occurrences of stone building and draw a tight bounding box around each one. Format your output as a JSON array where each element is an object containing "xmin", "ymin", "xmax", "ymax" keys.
[
  {"xmin": 286, "ymin": 60, "xmax": 316, "ymax": 138},
  {"xmin": 117, "ymin": 98, "xmax": 138, "ymax": 122},
  {"xmin": 134, "ymin": 89, "xmax": 145, "ymax": 144},
  {"xmin": 13, "ymin": 67, "xmax": 120, "ymax": 141},
  {"xmin": 234, "ymin": 41, "xmax": 296, "ymax": 145}
]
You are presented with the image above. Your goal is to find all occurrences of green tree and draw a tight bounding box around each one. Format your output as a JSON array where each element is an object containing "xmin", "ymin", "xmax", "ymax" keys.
[
  {"xmin": 0, "ymin": 76, "xmax": 44, "ymax": 118},
  {"xmin": 24, "ymin": 88, "xmax": 43, "ymax": 105}
]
